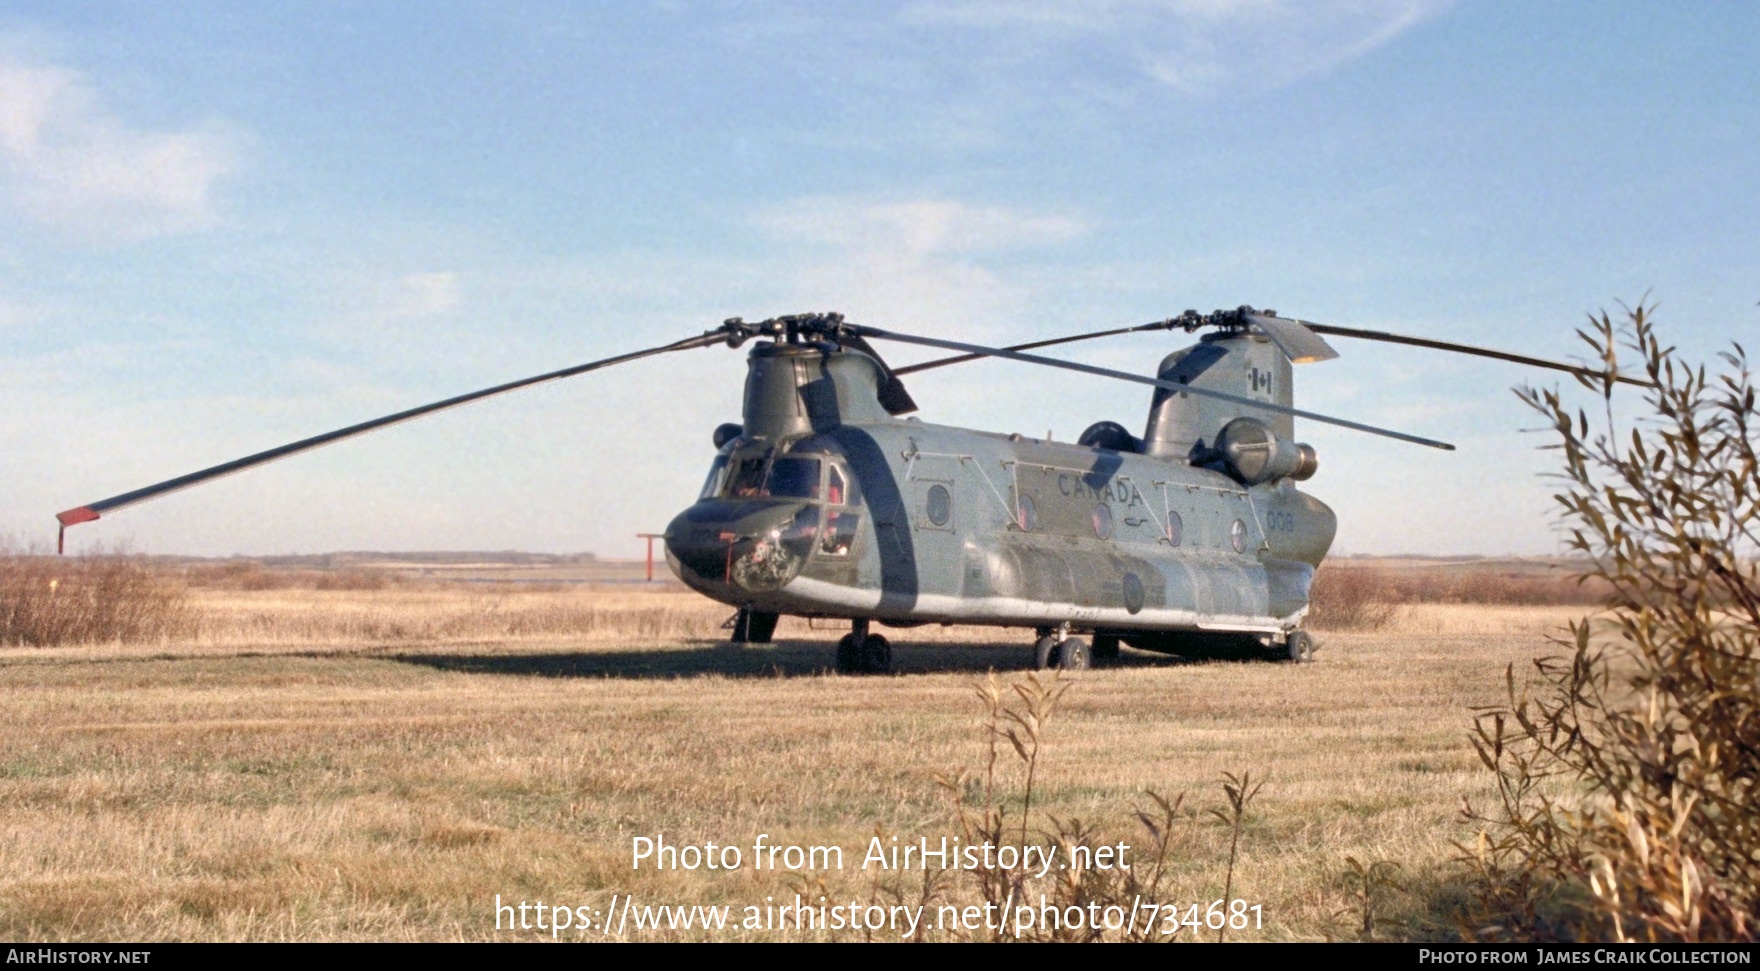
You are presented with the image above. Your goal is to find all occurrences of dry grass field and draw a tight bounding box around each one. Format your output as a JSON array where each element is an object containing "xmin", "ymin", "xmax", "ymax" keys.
[{"xmin": 0, "ymin": 562, "xmax": 1587, "ymax": 941}]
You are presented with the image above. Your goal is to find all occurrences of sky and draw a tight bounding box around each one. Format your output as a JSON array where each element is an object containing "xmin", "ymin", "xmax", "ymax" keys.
[{"xmin": 3, "ymin": 1, "xmax": 1756, "ymax": 558}]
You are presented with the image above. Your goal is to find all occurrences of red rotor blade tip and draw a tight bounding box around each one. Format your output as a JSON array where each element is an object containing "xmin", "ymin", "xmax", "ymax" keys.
[{"xmin": 57, "ymin": 507, "xmax": 100, "ymax": 527}]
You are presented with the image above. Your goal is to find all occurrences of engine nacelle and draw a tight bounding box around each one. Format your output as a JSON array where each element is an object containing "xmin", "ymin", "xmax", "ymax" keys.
[
  {"xmin": 1216, "ymin": 417, "xmax": 1318, "ymax": 485},
  {"xmin": 1077, "ymin": 420, "xmax": 1142, "ymax": 453}
]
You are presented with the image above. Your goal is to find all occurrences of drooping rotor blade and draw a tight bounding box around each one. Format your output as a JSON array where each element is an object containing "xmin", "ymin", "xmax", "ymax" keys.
[
  {"xmin": 1245, "ymin": 314, "xmax": 1340, "ymax": 364},
  {"xmin": 849, "ymin": 324, "xmax": 1455, "ymax": 451},
  {"xmin": 1289, "ymin": 319, "xmax": 1652, "ymax": 387},
  {"xmin": 54, "ymin": 330, "xmax": 726, "ymax": 550}
]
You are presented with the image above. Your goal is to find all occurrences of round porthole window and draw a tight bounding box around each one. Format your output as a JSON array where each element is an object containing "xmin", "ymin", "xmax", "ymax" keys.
[
  {"xmin": 1092, "ymin": 503, "xmax": 1113, "ymax": 539},
  {"xmin": 926, "ymin": 484, "xmax": 951, "ymax": 526},
  {"xmin": 1231, "ymin": 518, "xmax": 1247, "ymax": 553},
  {"xmin": 1016, "ymin": 495, "xmax": 1038, "ymax": 532},
  {"xmin": 1122, "ymin": 572, "xmax": 1145, "ymax": 614},
  {"xmin": 1166, "ymin": 511, "xmax": 1183, "ymax": 547}
]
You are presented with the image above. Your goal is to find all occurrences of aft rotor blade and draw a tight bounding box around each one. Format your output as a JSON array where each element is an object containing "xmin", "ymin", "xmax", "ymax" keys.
[
  {"xmin": 55, "ymin": 331, "xmax": 724, "ymax": 543},
  {"xmin": 852, "ymin": 325, "xmax": 1455, "ymax": 451},
  {"xmin": 1296, "ymin": 320, "xmax": 1652, "ymax": 387},
  {"xmin": 1245, "ymin": 314, "xmax": 1339, "ymax": 364}
]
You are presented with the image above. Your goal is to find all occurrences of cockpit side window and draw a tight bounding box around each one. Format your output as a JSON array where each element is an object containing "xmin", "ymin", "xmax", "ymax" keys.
[
  {"xmin": 698, "ymin": 455, "xmax": 731, "ymax": 500},
  {"xmin": 827, "ymin": 466, "xmax": 846, "ymax": 505}
]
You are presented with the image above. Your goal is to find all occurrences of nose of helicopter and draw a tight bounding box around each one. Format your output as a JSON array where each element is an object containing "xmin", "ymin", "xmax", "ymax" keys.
[{"xmin": 663, "ymin": 499, "xmax": 819, "ymax": 595}]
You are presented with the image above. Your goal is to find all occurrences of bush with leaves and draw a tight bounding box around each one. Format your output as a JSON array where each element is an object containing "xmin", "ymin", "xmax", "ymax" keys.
[{"xmin": 1462, "ymin": 304, "xmax": 1758, "ymax": 942}]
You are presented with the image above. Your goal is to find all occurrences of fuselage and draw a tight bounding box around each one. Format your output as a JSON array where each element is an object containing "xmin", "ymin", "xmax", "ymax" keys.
[{"xmin": 663, "ymin": 339, "xmax": 1337, "ymax": 637}]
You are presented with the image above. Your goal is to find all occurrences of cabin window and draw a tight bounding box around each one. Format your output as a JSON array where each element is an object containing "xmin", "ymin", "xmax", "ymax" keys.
[
  {"xmin": 1015, "ymin": 494, "xmax": 1038, "ymax": 532},
  {"xmin": 1092, "ymin": 503, "xmax": 1113, "ymax": 539},
  {"xmin": 1231, "ymin": 518, "xmax": 1247, "ymax": 553},
  {"xmin": 925, "ymin": 484, "xmax": 952, "ymax": 526},
  {"xmin": 766, "ymin": 457, "xmax": 822, "ymax": 499},
  {"xmin": 1166, "ymin": 510, "xmax": 1183, "ymax": 547},
  {"xmin": 698, "ymin": 455, "xmax": 730, "ymax": 500}
]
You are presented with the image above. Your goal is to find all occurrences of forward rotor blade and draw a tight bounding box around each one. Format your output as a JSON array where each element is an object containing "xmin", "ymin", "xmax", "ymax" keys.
[
  {"xmin": 851, "ymin": 325, "xmax": 1455, "ymax": 451},
  {"xmin": 55, "ymin": 331, "xmax": 724, "ymax": 543},
  {"xmin": 893, "ymin": 323, "xmax": 1154, "ymax": 376},
  {"xmin": 1245, "ymin": 314, "xmax": 1339, "ymax": 364},
  {"xmin": 1295, "ymin": 320, "xmax": 1652, "ymax": 387}
]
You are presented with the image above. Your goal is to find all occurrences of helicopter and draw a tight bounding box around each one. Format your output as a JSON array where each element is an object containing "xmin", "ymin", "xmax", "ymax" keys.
[{"xmin": 54, "ymin": 307, "xmax": 1642, "ymax": 673}]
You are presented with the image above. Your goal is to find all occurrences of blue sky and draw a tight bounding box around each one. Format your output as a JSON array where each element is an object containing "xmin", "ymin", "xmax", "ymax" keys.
[{"xmin": 4, "ymin": 2, "xmax": 1756, "ymax": 557}]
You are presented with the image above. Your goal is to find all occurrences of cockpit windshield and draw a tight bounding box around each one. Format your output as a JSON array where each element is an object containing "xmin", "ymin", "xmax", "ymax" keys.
[
  {"xmin": 765, "ymin": 457, "xmax": 821, "ymax": 499},
  {"xmin": 721, "ymin": 454, "xmax": 824, "ymax": 500},
  {"xmin": 727, "ymin": 457, "xmax": 768, "ymax": 498}
]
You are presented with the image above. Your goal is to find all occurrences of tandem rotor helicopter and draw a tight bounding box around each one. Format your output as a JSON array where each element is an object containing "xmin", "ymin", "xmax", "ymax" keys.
[{"xmin": 54, "ymin": 307, "xmax": 1640, "ymax": 673}]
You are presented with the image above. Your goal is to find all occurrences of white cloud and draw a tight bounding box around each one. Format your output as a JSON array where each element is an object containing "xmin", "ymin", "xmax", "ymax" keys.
[
  {"xmin": 759, "ymin": 197, "xmax": 1087, "ymax": 257},
  {"xmin": 754, "ymin": 196, "xmax": 1090, "ymax": 333},
  {"xmin": 389, "ymin": 272, "xmax": 463, "ymax": 320},
  {"xmin": 903, "ymin": 0, "xmax": 1453, "ymax": 92},
  {"xmin": 0, "ymin": 55, "xmax": 236, "ymax": 241}
]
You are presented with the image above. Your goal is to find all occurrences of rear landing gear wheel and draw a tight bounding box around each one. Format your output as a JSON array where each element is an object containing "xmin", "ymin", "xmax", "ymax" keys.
[
  {"xmin": 1056, "ymin": 637, "xmax": 1091, "ymax": 671},
  {"xmin": 1033, "ymin": 634, "xmax": 1059, "ymax": 670},
  {"xmin": 1033, "ymin": 633, "xmax": 1090, "ymax": 671},
  {"xmin": 1282, "ymin": 630, "xmax": 1316, "ymax": 664}
]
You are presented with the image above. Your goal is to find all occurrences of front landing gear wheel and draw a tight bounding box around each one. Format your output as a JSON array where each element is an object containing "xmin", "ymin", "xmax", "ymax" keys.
[
  {"xmin": 837, "ymin": 632, "xmax": 891, "ymax": 674},
  {"xmin": 835, "ymin": 634, "xmax": 861, "ymax": 673},
  {"xmin": 860, "ymin": 634, "xmax": 892, "ymax": 674},
  {"xmin": 1282, "ymin": 630, "xmax": 1316, "ymax": 663}
]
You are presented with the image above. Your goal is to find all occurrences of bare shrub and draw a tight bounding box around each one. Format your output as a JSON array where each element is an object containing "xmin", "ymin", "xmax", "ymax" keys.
[
  {"xmin": 1461, "ymin": 304, "xmax": 1758, "ymax": 942},
  {"xmin": 0, "ymin": 553, "xmax": 192, "ymax": 646},
  {"xmin": 1308, "ymin": 566, "xmax": 1398, "ymax": 630}
]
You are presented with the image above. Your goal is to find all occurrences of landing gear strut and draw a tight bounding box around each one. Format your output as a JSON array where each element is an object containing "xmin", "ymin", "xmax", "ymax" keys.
[
  {"xmin": 835, "ymin": 619, "xmax": 891, "ymax": 674},
  {"xmin": 730, "ymin": 607, "xmax": 779, "ymax": 644}
]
